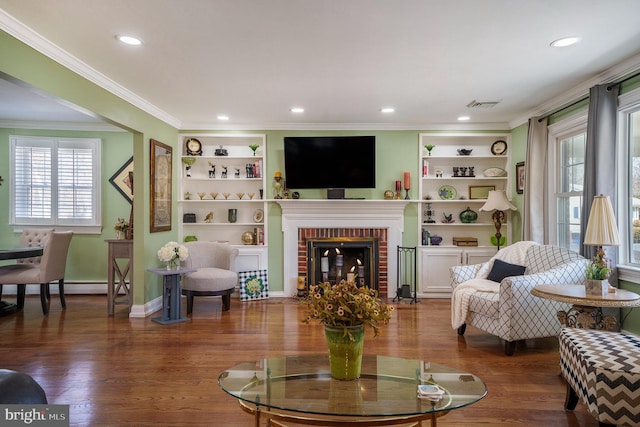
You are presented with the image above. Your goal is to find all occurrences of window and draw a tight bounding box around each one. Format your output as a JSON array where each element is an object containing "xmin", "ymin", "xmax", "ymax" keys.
[
  {"xmin": 620, "ymin": 93, "xmax": 640, "ymax": 266},
  {"xmin": 10, "ymin": 136, "xmax": 102, "ymax": 231},
  {"xmin": 548, "ymin": 115, "xmax": 587, "ymax": 251}
]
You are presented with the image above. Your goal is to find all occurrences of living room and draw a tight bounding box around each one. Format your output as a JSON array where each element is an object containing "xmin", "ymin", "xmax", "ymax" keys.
[{"xmin": 1, "ymin": 2, "xmax": 640, "ymax": 425}]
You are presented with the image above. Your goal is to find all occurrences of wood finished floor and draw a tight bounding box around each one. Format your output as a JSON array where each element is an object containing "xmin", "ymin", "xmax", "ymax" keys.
[{"xmin": 0, "ymin": 294, "xmax": 599, "ymax": 427}]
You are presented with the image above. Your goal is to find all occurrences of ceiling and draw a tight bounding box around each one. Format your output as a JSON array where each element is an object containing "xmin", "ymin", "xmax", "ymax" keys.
[{"xmin": 2, "ymin": 0, "xmax": 640, "ymax": 131}]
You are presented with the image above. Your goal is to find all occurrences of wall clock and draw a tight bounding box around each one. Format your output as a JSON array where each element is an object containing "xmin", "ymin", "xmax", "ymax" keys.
[
  {"xmin": 185, "ymin": 138, "xmax": 202, "ymax": 156},
  {"xmin": 490, "ymin": 140, "xmax": 507, "ymax": 155}
]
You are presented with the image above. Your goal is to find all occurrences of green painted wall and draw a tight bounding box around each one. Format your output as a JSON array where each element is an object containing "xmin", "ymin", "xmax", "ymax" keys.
[
  {"xmin": 0, "ymin": 128, "xmax": 133, "ymax": 282},
  {"xmin": 509, "ymin": 122, "xmax": 528, "ymax": 241},
  {"xmin": 0, "ymin": 30, "xmax": 179, "ymax": 305}
]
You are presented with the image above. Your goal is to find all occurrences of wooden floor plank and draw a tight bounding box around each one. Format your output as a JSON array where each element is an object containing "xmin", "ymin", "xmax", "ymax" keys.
[{"xmin": 0, "ymin": 295, "xmax": 599, "ymax": 426}]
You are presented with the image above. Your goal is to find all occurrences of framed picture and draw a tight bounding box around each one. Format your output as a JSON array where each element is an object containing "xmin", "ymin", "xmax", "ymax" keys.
[
  {"xmin": 516, "ymin": 161, "xmax": 525, "ymax": 194},
  {"xmin": 150, "ymin": 139, "xmax": 172, "ymax": 232},
  {"xmin": 469, "ymin": 185, "xmax": 495, "ymax": 200},
  {"xmin": 109, "ymin": 157, "xmax": 133, "ymax": 204}
]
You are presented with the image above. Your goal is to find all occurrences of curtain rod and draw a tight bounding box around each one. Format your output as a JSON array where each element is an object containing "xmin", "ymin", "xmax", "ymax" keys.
[{"xmin": 538, "ymin": 69, "xmax": 640, "ymax": 123}]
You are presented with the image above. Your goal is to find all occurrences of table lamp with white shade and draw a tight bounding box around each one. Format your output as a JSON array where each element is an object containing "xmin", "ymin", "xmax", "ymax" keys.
[
  {"xmin": 583, "ymin": 194, "xmax": 620, "ymax": 295},
  {"xmin": 479, "ymin": 190, "xmax": 517, "ymax": 250}
]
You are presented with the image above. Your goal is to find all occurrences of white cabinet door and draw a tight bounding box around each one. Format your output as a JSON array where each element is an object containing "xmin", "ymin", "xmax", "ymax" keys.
[
  {"xmin": 464, "ymin": 247, "xmax": 496, "ymax": 265},
  {"xmin": 419, "ymin": 248, "xmax": 462, "ymax": 297}
]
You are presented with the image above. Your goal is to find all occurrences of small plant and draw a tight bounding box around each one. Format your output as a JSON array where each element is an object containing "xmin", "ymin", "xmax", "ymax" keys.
[
  {"xmin": 181, "ymin": 157, "xmax": 196, "ymax": 166},
  {"xmin": 585, "ymin": 249, "xmax": 610, "ymax": 280},
  {"xmin": 114, "ymin": 218, "xmax": 129, "ymax": 232}
]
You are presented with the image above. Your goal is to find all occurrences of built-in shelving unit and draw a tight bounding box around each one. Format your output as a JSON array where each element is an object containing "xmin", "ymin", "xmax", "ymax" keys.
[
  {"xmin": 417, "ymin": 132, "xmax": 512, "ymax": 297},
  {"xmin": 178, "ymin": 134, "xmax": 268, "ymax": 272}
]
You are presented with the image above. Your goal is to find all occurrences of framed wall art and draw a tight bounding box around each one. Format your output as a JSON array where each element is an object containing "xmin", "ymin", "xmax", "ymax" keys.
[
  {"xmin": 516, "ymin": 161, "xmax": 525, "ymax": 194},
  {"xmin": 469, "ymin": 185, "xmax": 495, "ymax": 200},
  {"xmin": 109, "ymin": 157, "xmax": 133, "ymax": 204},
  {"xmin": 150, "ymin": 139, "xmax": 172, "ymax": 232}
]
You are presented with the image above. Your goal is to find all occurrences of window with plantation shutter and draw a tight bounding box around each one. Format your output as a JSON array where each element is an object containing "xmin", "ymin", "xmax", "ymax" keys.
[{"xmin": 10, "ymin": 136, "xmax": 102, "ymax": 231}]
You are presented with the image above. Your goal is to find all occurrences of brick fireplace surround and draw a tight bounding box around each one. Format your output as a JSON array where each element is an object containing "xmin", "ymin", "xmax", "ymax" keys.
[
  {"xmin": 299, "ymin": 229, "xmax": 387, "ymax": 294},
  {"xmin": 277, "ymin": 200, "xmax": 410, "ymax": 299}
]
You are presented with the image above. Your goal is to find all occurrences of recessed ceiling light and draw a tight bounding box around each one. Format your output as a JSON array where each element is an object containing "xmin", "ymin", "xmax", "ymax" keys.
[
  {"xmin": 550, "ymin": 36, "xmax": 581, "ymax": 48},
  {"xmin": 115, "ymin": 35, "xmax": 143, "ymax": 46},
  {"xmin": 380, "ymin": 107, "xmax": 395, "ymax": 113},
  {"xmin": 457, "ymin": 116, "xmax": 471, "ymax": 121},
  {"xmin": 217, "ymin": 115, "xmax": 229, "ymax": 121},
  {"xmin": 290, "ymin": 107, "xmax": 304, "ymax": 113}
]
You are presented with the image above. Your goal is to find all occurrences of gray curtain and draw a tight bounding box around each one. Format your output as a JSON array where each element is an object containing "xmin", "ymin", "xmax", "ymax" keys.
[
  {"xmin": 522, "ymin": 116, "xmax": 549, "ymax": 243},
  {"xmin": 580, "ymin": 83, "xmax": 620, "ymax": 285}
]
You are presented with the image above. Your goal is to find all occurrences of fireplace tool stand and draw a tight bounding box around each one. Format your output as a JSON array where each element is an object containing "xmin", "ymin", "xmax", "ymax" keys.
[{"xmin": 394, "ymin": 246, "xmax": 418, "ymax": 303}]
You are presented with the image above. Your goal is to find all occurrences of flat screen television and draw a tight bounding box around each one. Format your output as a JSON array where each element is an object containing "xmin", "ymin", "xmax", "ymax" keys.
[{"xmin": 283, "ymin": 136, "xmax": 376, "ymax": 193}]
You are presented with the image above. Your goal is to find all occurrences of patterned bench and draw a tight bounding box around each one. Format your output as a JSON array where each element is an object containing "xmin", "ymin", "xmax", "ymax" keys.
[{"xmin": 559, "ymin": 328, "xmax": 640, "ymax": 426}]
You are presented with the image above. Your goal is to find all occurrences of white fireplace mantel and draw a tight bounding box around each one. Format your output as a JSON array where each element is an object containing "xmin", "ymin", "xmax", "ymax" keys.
[{"xmin": 276, "ymin": 200, "xmax": 410, "ymax": 298}]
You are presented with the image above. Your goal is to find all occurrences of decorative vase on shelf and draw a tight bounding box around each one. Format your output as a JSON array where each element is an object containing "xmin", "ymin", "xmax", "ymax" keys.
[
  {"xmin": 115, "ymin": 230, "xmax": 125, "ymax": 240},
  {"xmin": 324, "ymin": 324, "xmax": 365, "ymax": 380},
  {"xmin": 459, "ymin": 207, "xmax": 478, "ymax": 223}
]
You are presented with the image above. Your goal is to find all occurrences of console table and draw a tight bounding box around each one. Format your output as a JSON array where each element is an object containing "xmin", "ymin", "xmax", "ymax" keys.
[
  {"xmin": 106, "ymin": 239, "xmax": 133, "ymax": 316},
  {"xmin": 148, "ymin": 268, "xmax": 195, "ymax": 325}
]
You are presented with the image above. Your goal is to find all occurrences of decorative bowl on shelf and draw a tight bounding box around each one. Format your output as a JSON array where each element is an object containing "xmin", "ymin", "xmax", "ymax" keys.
[
  {"xmin": 457, "ymin": 149, "xmax": 473, "ymax": 156},
  {"xmin": 429, "ymin": 235, "xmax": 443, "ymax": 246}
]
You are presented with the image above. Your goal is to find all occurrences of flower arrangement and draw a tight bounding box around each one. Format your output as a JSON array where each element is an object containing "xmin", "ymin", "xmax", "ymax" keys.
[
  {"xmin": 586, "ymin": 249, "xmax": 611, "ymax": 280},
  {"xmin": 303, "ymin": 280, "xmax": 394, "ymax": 339},
  {"xmin": 114, "ymin": 218, "xmax": 129, "ymax": 232},
  {"xmin": 157, "ymin": 241, "xmax": 189, "ymax": 269}
]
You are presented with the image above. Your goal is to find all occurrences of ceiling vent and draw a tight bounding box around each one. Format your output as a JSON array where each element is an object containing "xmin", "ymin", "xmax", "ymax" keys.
[{"xmin": 466, "ymin": 100, "xmax": 501, "ymax": 108}]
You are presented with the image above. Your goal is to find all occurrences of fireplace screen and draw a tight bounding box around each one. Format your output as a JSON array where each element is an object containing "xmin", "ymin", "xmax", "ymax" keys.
[{"xmin": 306, "ymin": 238, "xmax": 379, "ymax": 290}]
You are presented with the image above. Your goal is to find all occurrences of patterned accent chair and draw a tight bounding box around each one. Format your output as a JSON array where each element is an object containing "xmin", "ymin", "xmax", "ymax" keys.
[{"xmin": 451, "ymin": 243, "xmax": 588, "ymax": 355}]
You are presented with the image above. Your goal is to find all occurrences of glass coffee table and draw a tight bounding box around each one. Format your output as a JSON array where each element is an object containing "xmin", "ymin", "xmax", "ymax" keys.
[{"xmin": 218, "ymin": 354, "xmax": 486, "ymax": 426}]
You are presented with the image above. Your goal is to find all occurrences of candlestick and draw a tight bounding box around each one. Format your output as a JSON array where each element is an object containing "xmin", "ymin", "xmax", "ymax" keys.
[
  {"xmin": 336, "ymin": 254, "xmax": 343, "ymax": 267},
  {"xmin": 395, "ymin": 180, "xmax": 401, "ymax": 192},
  {"xmin": 347, "ymin": 272, "xmax": 355, "ymax": 283},
  {"xmin": 321, "ymin": 257, "xmax": 329, "ymax": 273}
]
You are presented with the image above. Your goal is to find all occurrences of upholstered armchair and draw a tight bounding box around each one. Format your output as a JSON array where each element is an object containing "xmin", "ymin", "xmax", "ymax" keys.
[
  {"xmin": 0, "ymin": 231, "xmax": 73, "ymax": 315},
  {"xmin": 181, "ymin": 241, "xmax": 239, "ymax": 314},
  {"xmin": 450, "ymin": 241, "xmax": 588, "ymax": 356}
]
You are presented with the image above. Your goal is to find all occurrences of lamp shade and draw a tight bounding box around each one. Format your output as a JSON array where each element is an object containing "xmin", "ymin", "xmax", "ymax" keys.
[
  {"xmin": 583, "ymin": 194, "xmax": 620, "ymax": 246},
  {"xmin": 478, "ymin": 190, "xmax": 517, "ymax": 212}
]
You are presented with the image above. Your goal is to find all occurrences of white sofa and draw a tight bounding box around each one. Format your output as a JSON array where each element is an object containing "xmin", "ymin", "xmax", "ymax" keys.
[{"xmin": 450, "ymin": 241, "xmax": 589, "ymax": 355}]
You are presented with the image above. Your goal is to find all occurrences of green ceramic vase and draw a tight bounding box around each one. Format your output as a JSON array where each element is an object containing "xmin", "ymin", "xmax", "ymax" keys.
[{"xmin": 324, "ymin": 324, "xmax": 365, "ymax": 380}]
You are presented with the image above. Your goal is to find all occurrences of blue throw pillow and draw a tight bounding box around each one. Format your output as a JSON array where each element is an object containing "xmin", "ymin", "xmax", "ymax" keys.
[{"xmin": 486, "ymin": 259, "xmax": 527, "ymax": 282}]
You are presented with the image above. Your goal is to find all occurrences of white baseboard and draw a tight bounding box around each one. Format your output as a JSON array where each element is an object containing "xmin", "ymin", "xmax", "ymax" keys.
[
  {"xmin": 0, "ymin": 282, "xmax": 107, "ymax": 295},
  {"xmin": 0, "ymin": 283, "xmax": 287, "ymax": 317}
]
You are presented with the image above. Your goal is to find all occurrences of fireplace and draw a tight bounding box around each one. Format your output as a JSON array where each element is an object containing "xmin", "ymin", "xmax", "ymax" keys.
[
  {"xmin": 277, "ymin": 200, "xmax": 409, "ymax": 298},
  {"xmin": 306, "ymin": 237, "xmax": 379, "ymax": 289}
]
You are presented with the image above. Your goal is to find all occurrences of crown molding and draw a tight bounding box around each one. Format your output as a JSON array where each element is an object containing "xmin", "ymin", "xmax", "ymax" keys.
[
  {"xmin": 0, "ymin": 10, "xmax": 182, "ymax": 129},
  {"xmin": 0, "ymin": 119, "xmax": 125, "ymax": 132},
  {"xmin": 180, "ymin": 121, "xmax": 511, "ymax": 132}
]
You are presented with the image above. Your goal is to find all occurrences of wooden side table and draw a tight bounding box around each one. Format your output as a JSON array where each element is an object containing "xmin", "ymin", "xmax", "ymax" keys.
[
  {"xmin": 148, "ymin": 268, "xmax": 195, "ymax": 325},
  {"xmin": 531, "ymin": 284, "xmax": 640, "ymax": 330},
  {"xmin": 106, "ymin": 239, "xmax": 133, "ymax": 316}
]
